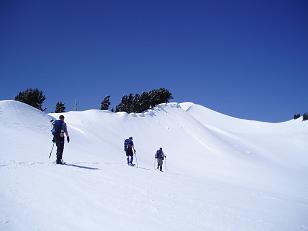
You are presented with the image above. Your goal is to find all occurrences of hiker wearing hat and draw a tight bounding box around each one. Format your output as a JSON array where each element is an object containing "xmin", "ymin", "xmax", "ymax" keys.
[
  {"xmin": 52, "ymin": 115, "xmax": 70, "ymax": 164},
  {"xmin": 124, "ymin": 137, "xmax": 136, "ymax": 166}
]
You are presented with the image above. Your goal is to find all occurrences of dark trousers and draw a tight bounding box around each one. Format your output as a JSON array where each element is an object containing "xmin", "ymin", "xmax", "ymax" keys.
[
  {"xmin": 55, "ymin": 137, "xmax": 65, "ymax": 163},
  {"xmin": 127, "ymin": 155, "xmax": 133, "ymax": 165},
  {"xmin": 126, "ymin": 149, "xmax": 134, "ymax": 165}
]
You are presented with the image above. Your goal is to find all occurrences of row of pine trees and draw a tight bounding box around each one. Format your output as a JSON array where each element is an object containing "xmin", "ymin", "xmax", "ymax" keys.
[
  {"xmin": 294, "ymin": 113, "xmax": 308, "ymax": 121},
  {"xmin": 14, "ymin": 88, "xmax": 173, "ymax": 114},
  {"xmin": 14, "ymin": 88, "xmax": 308, "ymax": 120}
]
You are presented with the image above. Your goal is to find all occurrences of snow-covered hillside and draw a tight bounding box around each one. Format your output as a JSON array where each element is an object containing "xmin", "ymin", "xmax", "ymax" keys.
[{"xmin": 0, "ymin": 100, "xmax": 307, "ymax": 231}]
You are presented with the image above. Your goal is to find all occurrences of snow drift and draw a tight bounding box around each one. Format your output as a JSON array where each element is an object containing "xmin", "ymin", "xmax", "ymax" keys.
[{"xmin": 0, "ymin": 100, "xmax": 307, "ymax": 231}]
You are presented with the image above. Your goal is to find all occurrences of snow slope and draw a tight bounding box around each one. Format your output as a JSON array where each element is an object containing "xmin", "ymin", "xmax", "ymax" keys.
[{"xmin": 0, "ymin": 100, "xmax": 307, "ymax": 231}]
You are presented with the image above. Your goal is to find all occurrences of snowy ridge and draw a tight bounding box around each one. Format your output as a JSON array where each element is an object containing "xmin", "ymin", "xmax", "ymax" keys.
[{"xmin": 0, "ymin": 100, "xmax": 308, "ymax": 231}]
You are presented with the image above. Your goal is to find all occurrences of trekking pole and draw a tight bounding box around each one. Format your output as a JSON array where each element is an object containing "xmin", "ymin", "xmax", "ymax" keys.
[
  {"xmin": 134, "ymin": 151, "xmax": 138, "ymax": 168},
  {"xmin": 164, "ymin": 156, "xmax": 167, "ymax": 172},
  {"xmin": 49, "ymin": 142, "xmax": 55, "ymax": 159}
]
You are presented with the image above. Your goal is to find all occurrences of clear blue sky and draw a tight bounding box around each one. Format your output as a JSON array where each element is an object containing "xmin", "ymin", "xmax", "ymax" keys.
[{"xmin": 0, "ymin": 0, "xmax": 307, "ymax": 122}]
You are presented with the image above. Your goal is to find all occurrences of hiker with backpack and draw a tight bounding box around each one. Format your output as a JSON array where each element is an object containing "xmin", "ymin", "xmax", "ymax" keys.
[
  {"xmin": 124, "ymin": 137, "xmax": 136, "ymax": 166},
  {"xmin": 52, "ymin": 115, "xmax": 70, "ymax": 164},
  {"xmin": 155, "ymin": 147, "xmax": 165, "ymax": 171}
]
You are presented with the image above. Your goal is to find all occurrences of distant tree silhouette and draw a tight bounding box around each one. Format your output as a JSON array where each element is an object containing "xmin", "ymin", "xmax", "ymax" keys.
[
  {"xmin": 293, "ymin": 113, "xmax": 301, "ymax": 120},
  {"xmin": 116, "ymin": 94, "xmax": 134, "ymax": 113},
  {"xmin": 100, "ymin": 96, "xmax": 111, "ymax": 110},
  {"xmin": 15, "ymin": 88, "xmax": 46, "ymax": 111},
  {"xmin": 116, "ymin": 88, "xmax": 173, "ymax": 113},
  {"xmin": 55, "ymin": 101, "xmax": 66, "ymax": 113}
]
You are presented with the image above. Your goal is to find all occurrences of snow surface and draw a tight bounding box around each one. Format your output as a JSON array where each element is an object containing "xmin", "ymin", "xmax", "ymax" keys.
[{"xmin": 0, "ymin": 100, "xmax": 307, "ymax": 231}]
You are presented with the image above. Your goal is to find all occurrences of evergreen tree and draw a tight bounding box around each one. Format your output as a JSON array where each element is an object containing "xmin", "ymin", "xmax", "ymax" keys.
[
  {"xmin": 294, "ymin": 113, "xmax": 301, "ymax": 120},
  {"xmin": 115, "ymin": 95, "xmax": 127, "ymax": 112},
  {"xmin": 303, "ymin": 113, "xmax": 308, "ymax": 121},
  {"xmin": 127, "ymin": 94, "xmax": 135, "ymax": 113},
  {"xmin": 15, "ymin": 88, "xmax": 46, "ymax": 111},
  {"xmin": 115, "ymin": 88, "xmax": 173, "ymax": 113},
  {"xmin": 100, "ymin": 96, "xmax": 111, "ymax": 110},
  {"xmin": 148, "ymin": 88, "xmax": 173, "ymax": 108},
  {"xmin": 132, "ymin": 94, "xmax": 141, "ymax": 113},
  {"xmin": 55, "ymin": 101, "xmax": 66, "ymax": 113},
  {"xmin": 116, "ymin": 96, "xmax": 125, "ymax": 112},
  {"xmin": 138, "ymin": 92, "xmax": 151, "ymax": 112},
  {"xmin": 160, "ymin": 88, "xmax": 173, "ymax": 103},
  {"xmin": 116, "ymin": 94, "xmax": 135, "ymax": 113}
]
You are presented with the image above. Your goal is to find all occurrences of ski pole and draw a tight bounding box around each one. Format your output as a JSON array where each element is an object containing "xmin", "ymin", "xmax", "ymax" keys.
[
  {"xmin": 134, "ymin": 151, "xmax": 138, "ymax": 168},
  {"xmin": 164, "ymin": 156, "xmax": 167, "ymax": 172},
  {"xmin": 49, "ymin": 142, "xmax": 55, "ymax": 159}
]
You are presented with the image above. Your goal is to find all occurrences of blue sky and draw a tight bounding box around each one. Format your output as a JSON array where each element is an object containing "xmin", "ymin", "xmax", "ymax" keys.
[{"xmin": 0, "ymin": 0, "xmax": 307, "ymax": 122}]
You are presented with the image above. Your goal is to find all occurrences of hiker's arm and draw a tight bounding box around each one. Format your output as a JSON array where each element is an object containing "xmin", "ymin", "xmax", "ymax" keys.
[{"xmin": 63, "ymin": 123, "xmax": 69, "ymax": 137}]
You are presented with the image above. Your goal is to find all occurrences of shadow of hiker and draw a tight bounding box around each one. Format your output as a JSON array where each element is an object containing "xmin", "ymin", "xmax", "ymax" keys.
[{"xmin": 64, "ymin": 163, "xmax": 100, "ymax": 170}]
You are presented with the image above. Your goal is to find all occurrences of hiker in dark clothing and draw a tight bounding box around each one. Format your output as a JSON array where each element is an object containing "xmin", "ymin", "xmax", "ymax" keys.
[
  {"xmin": 124, "ymin": 137, "xmax": 136, "ymax": 166},
  {"xmin": 52, "ymin": 115, "xmax": 70, "ymax": 164},
  {"xmin": 155, "ymin": 147, "xmax": 165, "ymax": 171}
]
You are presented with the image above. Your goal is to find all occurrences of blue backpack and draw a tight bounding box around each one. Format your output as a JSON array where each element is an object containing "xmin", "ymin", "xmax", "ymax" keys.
[
  {"xmin": 124, "ymin": 139, "xmax": 133, "ymax": 151},
  {"xmin": 156, "ymin": 150, "xmax": 164, "ymax": 159},
  {"xmin": 51, "ymin": 120, "xmax": 63, "ymax": 136}
]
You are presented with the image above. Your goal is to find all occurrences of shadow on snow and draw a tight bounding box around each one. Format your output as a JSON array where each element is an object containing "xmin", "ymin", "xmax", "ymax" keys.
[{"xmin": 64, "ymin": 163, "xmax": 100, "ymax": 170}]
